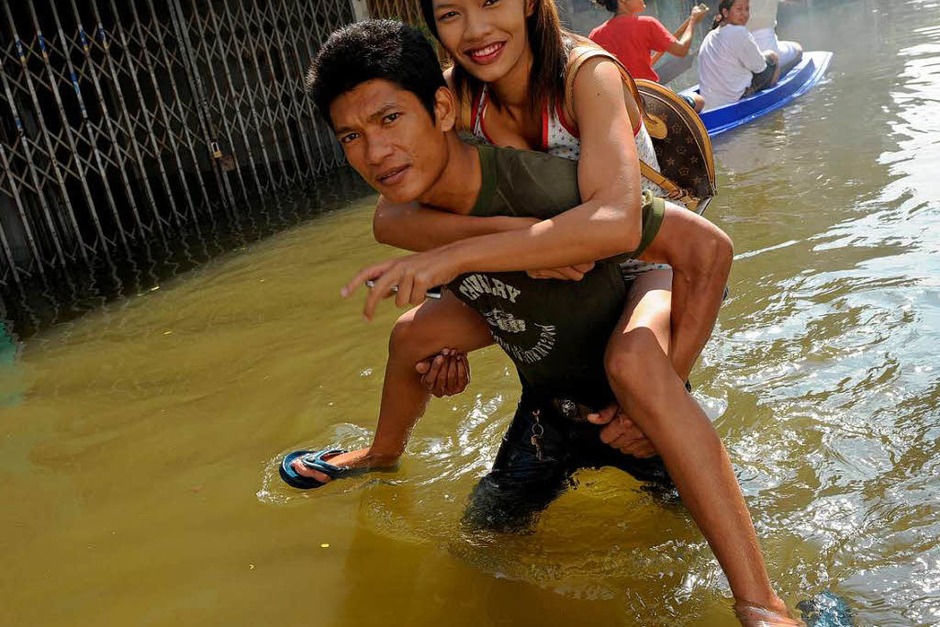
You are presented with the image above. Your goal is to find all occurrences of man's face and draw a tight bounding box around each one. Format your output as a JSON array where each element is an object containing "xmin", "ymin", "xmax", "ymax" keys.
[{"xmin": 330, "ymin": 79, "xmax": 450, "ymax": 204}]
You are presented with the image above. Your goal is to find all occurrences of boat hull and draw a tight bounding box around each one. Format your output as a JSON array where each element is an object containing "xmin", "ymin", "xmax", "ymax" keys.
[{"xmin": 683, "ymin": 50, "xmax": 833, "ymax": 136}]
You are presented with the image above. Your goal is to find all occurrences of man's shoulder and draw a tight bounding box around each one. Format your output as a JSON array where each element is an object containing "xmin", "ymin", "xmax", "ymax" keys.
[
  {"xmin": 490, "ymin": 145, "xmax": 576, "ymax": 169},
  {"xmin": 486, "ymin": 147, "xmax": 580, "ymax": 218},
  {"xmin": 490, "ymin": 146, "xmax": 578, "ymax": 183},
  {"xmin": 589, "ymin": 19, "xmax": 617, "ymax": 42}
]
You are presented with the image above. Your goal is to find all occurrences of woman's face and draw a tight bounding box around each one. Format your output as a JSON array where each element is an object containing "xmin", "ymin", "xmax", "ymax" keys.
[
  {"xmin": 723, "ymin": 0, "xmax": 750, "ymax": 26},
  {"xmin": 431, "ymin": 0, "xmax": 533, "ymax": 84}
]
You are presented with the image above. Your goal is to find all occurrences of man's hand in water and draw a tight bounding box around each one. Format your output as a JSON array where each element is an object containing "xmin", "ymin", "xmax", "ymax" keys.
[
  {"xmin": 526, "ymin": 262, "xmax": 595, "ymax": 281},
  {"xmin": 415, "ymin": 348, "xmax": 470, "ymax": 397},
  {"xmin": 587, "ymin": 404, "xmax": 656, "ymax": 458}
]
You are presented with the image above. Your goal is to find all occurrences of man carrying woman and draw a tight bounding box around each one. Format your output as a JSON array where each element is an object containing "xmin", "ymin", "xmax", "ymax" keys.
[{"xmin": 281, "ymin": 3, "xmax": 801, "ymax": 622}]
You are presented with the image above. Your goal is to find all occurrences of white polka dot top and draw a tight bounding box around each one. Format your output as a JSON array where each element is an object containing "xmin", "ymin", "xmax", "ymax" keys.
[{"xmin": 469, "ymin": 85, "xmax": 666, "ymax": 197}]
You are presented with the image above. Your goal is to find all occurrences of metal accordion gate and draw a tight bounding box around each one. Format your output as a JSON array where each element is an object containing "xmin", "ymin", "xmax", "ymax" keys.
[{"xmin": 0, "ymin": 0, "xmax": 356, "ymax": 291}]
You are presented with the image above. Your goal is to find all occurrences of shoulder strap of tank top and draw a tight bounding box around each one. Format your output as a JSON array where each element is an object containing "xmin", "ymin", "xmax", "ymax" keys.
[{"xmin": 562, "ymin": 39, "xmax": 700, "ymax": 208}]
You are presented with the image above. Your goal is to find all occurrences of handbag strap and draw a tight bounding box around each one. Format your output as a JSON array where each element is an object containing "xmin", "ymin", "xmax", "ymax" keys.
[{"xmin": 563, "ymin": 44, "xmax": 693, "ymax": 206}]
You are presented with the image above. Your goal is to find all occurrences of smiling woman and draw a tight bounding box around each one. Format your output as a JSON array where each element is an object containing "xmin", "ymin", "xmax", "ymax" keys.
[{"xmin": 420, "ymin": 0, "xmax": 567, "ymax": 129}]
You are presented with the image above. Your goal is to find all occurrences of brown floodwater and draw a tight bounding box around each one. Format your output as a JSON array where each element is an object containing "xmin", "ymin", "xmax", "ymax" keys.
[{"xmin": 2, "ymin": 0, "xmax": 939, "ymax": 625}]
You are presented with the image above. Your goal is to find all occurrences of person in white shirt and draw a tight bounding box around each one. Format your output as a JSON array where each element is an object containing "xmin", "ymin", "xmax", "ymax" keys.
[
  {"xmin": 697, "ymin": 0, "xmax": 780, "ymax": 111},
  {"xmin": 747, "ymin": 0, "xmax": 803, "ymax": 71}
]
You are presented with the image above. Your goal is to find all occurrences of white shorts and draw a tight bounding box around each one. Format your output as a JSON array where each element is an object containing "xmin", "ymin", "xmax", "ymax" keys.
[{"xmin": 750, "ymin": 27, "xmax": 802, "ymax": 69}]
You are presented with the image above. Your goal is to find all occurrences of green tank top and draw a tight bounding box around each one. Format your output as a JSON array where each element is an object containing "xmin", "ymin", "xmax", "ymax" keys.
[{"xmin": 448, "ymin": 144, "xmax": 664, "ymax": 406}]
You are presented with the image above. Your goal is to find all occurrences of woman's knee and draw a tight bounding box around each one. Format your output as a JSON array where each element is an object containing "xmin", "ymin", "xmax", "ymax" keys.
[{"xmin": 605, "ymin": 326, "xmax": 669, "ymax": 388}]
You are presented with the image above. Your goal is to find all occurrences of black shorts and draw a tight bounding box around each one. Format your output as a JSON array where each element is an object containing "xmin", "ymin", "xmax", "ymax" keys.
[
  {"xmin": 744, "ymin": 52, "xmax": 778, "ymax": 97},
  {"xmin": 462, "ymin": 393, "xmax": 672, "ymax": 533}
]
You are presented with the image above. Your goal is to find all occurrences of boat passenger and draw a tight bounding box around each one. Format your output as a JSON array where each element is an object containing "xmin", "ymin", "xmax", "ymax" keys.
[
  {"xmin": 285, "ymin": 18, "xmax": 799, "ymax": 627},
  {"xmin": 698, "ymin": 0, "xmax": 781, "ymax": 111},
  {"xmin": 589, "ymin": 0, "xmax": 708, "ymax": 111},
  {"xmin": 747, "ymin": 0, "xmax": 803, "ymax": 73}
]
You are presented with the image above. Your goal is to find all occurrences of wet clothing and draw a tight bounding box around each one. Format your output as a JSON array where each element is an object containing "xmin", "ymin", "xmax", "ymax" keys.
[
  {"xmin": 589, "ymin": 15, "xmax": 676, "ymax": 82},
  {"xmin": 463, "ymin": 387, "xmax": 672, "ymax": 532},
  {"xmin": 449, "ymin": 144, "xmax": 670, "ymax": 530},
  {"xmin": 698, "ymin": 24, "xmax": 768, "ymax": 111}
]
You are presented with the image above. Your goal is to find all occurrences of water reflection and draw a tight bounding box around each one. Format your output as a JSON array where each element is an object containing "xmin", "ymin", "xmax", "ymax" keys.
[{"xmin": 0, "ymin": 167, "xmax": 373, "ymax": 341}]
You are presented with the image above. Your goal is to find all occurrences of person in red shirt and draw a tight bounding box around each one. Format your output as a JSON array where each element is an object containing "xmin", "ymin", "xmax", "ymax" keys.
[{"xmin": 590, "ymin": 0, "xmax": 707, "ymax": 111}]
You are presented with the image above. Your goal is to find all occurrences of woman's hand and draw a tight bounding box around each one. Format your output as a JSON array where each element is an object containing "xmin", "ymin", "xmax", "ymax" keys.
[
  {"xmin": 343, "ymin": 249, "xmax": 460, "ymax": 320},
  {"xmin": 415, "ymin": 348, "xmax": 471, "ymax": 397}
]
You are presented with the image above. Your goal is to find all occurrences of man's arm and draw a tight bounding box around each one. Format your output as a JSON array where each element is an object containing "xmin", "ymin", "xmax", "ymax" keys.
[{"xmin": 373, "ymin": 198, "xmax": 536, "ymax": 252}]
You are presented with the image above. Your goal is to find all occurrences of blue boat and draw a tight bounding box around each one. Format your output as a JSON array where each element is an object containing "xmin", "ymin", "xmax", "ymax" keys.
[{"xmin": 682, "ymin": 50, "xmax": 834, "ymax": 137}]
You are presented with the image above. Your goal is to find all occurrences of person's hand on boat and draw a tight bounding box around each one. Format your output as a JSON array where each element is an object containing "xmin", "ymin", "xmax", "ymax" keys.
[
  {"xmin": 526, "ymin": 261, "xmax": 596, "ymax": 281},
  {"xmin": 415, "ymin": 348, "xmax": 470, "ymax": 397},
  {"xmin": 343, "ymin": 251, "xmax": 457, "ymax": 320},
  {"xmin": 587, "ymin": 404, "xmax": 657, "ymax": 458}
]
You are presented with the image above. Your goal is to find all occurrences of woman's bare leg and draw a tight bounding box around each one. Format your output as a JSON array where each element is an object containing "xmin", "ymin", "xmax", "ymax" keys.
[
  {"xmin": 604, "ymin": 273, "xmax": 788, "ymax": 616},
  {"xmin": 292, "ymin": 291, "xmax": 493, "ymax": 482}
]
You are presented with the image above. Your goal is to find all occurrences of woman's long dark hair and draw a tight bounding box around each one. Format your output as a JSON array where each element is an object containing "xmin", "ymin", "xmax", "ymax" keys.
[
  {"xmin": 419, "ymin": 0, "xmax": 567, "ymax": 118},
  {"xmin": 712, "ymin": 0, "xmax": 737, "ymax": 29}
]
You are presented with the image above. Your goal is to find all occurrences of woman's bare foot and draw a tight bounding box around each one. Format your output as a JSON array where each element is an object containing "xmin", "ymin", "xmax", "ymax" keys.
[{"xmin": 735, "ymin": 597, "xmax": 803, "ymax": 626}]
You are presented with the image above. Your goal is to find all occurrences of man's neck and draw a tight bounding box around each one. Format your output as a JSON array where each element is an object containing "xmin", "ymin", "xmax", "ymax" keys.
[{"xmin": 416, "ymin": 133, "xmax": 481, "ymax": 215}]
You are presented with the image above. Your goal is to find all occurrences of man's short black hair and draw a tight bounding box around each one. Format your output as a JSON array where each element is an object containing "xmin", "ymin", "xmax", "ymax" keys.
[{"xmin": 306, "ymin": 19, "xmax": 445, "ymax": 129}]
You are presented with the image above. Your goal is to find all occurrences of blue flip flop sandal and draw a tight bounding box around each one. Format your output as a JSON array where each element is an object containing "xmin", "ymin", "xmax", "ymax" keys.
[
  {"xmin": 279, "ymin": 448, "xmax": 350, "ymax": 489},
  {"xmin": 798, "ymin": 591, "xmax": 854, "ymax": 627}
]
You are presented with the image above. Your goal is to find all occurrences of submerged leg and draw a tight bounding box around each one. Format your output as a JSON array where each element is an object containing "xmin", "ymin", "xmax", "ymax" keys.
[{"xmin": 463, "ymin": 397, "xmax": 571, "ymax": 533}]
